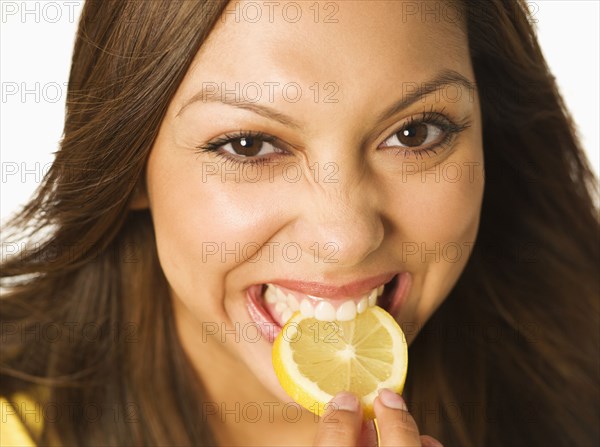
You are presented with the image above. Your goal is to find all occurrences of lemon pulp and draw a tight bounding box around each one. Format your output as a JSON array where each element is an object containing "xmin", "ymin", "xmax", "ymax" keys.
[{"xmin": 272, "ymin": 306, "xmax": 408, "ymax": 419}]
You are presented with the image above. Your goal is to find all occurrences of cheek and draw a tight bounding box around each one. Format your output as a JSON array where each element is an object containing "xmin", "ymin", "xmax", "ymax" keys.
[
  {"xmin": 145, "ymin": 141, "xmax": 284, "ymax": 306},
  {"xmin": 405, "ymin": 166, "xmax": 483, "ymax": 246},
  {"xmin": 386, "ymin": 146, "xmax": 484, "ymax": 323},
  {"xmin": 387, "ymin": 158, "xmax": 484, "ymax": 250}
]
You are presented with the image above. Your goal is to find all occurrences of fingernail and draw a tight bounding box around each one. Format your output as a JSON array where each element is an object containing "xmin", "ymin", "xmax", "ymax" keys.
[
  {"xmin": 377, "ymin": 388, "xmax": 407, "ymax": 411},
  {"xmin": 331, "ymin": 392, "xmax": 359, "ymax": 412}
]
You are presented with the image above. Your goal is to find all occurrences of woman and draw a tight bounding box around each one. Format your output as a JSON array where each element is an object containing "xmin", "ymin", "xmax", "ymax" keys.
[{"xmin": 1, "ymin": 0, "xmax": 598, "ymax": 446}]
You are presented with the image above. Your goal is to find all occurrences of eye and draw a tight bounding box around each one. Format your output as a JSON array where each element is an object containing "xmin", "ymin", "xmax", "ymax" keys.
[
  {"xmin": 380, "ymin": 122, "xmax": 445, "ymax": 148},
  {"xmin": 195, "ymin": 130, "xmax": 290, "ymax": 168},
  {"xmin": 222, "ymin": 135, "xmax": 281, "ymax": 158}
]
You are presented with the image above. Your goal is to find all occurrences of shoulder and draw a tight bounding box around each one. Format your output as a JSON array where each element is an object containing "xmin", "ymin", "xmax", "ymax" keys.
[{"xmin": 0, "ymin": 393, "xmax": 38, "ymax": 447}]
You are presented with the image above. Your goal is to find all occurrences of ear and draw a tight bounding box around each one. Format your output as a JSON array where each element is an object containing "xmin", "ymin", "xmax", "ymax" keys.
[{"xmin": 129, "ymin": 178, "xmax": 149, "ymax": 210}]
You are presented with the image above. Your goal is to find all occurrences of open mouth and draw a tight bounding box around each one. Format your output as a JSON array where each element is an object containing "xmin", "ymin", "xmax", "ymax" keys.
[{"xmin": 245, "ymin": 273, "xmax": 409, "ymax": 343}]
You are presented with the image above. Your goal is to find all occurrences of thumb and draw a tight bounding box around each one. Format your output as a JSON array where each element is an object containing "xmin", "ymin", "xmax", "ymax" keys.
[
  {"xmin": 374, "ymin": 389, "xmax": 422, "ymax": 446},
  {"xmin": 313, "ymin": 392, "xmax": 364, "ymax": 446}
]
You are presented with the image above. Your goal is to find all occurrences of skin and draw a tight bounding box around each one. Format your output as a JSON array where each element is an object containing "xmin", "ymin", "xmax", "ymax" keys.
[{"xmin": 134, "ymin": 1, "xmax": 483, "ymax": 445}]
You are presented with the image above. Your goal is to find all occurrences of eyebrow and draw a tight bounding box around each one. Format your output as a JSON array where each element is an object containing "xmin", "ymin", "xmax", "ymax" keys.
[
  {"xmin": 375, "ymin": 70, "xmax": 476, "ymax": 123},
  {"xmin": 176, "ymin": 69, "xmax": 476, "ymax": 128}
]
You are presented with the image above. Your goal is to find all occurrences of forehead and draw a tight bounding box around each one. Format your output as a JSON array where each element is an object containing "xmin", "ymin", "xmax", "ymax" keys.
[{"xmin": 175, "ymin": 0, "xmax": 470, "ymax": 113}]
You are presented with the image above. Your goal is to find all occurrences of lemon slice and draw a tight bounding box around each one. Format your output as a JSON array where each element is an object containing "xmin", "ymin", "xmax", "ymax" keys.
[{"xmin": 272, "ymin": 305, "xmax": 408, "ymax": 420}]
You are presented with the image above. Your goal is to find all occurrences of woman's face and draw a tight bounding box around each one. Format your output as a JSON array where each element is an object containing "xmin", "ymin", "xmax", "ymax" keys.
[{"xmin": 143, "ymin": 1, "xmax": 483, "ymax": 403}]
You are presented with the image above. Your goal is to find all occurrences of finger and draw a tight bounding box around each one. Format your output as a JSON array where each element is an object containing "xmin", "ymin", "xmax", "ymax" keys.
[
  {"xmin": 357, "ymin": 419, "xmax": 378, "ymax": 447},
  {"xmin": 420, "ymin": 434, "xmax": 444, "ymax": 447},
  {"xmin": 314, "ymin": 392, "xmax": 363, "ymax": 447},
  {"xmin": 373, "ymin": 388, "xmax": 421, "ymax": 447}
]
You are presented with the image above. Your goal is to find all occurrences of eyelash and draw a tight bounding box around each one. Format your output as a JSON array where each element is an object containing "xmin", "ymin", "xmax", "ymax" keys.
[
  {"xmin": 195, "ymin": 130, "xmax": 284, "ymax": 168},
  {"xmin": 387, "ymin": 109, "xmax": 470, "ymax": 160},
  {"xmin": 194, "ymin": 108, "xmax": 471, "ymax": 168}
]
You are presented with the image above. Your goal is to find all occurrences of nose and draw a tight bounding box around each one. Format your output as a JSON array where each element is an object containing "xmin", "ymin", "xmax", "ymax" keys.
[{"xmin": 292, "ymin": 154, "xmax": 385, "ymax": 269}]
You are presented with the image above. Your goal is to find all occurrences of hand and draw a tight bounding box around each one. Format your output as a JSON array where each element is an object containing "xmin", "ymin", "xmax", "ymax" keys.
[{"xmin": 313, "ymin": 389, "xmax": 443, "ymax": 447}]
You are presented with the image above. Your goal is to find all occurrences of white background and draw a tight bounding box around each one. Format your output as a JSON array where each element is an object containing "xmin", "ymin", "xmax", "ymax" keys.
[{"xmin": 1, "ymin": 0, "xmax": 599, "ymax": 223}]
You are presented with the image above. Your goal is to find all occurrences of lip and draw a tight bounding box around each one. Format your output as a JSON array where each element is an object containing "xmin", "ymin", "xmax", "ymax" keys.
[
  {"xmin": 265, "ymin": 272, "xmax": 397, "ymax": 300},
  {"xmin": 246, "ymin": 284, "xmax": 281, "ymax": 343},
  {"xmin": 388, "ymin": 272, "xmax": 412, "ymax": 316},
  {"xmin": 245, "ymin": 272, "xmax": 412, "ymax": 343}
]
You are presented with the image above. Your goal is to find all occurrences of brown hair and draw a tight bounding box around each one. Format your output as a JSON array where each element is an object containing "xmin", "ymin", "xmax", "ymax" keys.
[{"xmin": 1, "ymin": 0, "xmax": 598, "ymax": 445}]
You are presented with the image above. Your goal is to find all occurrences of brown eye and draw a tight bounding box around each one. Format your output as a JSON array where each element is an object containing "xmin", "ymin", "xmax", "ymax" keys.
[
  {"xmin": 231, "ymin": 136, "xmax": 263, "ymax": 156},
  {"xmin": 221, "ymin": 135, "xmax": 283, "ymax": 158},
  {"xmin": 397, "ymin": 123, "xmax": 429, "ymax": 147},
  {"xmin": 381, "ymin": 122, "xmax": 444, "ymax": 148}
]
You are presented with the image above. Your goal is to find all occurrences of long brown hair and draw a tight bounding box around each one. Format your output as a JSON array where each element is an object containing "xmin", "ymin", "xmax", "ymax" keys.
[{"xmin": 1, "ymin": 1, "xmax": 598, "ymax": 445}]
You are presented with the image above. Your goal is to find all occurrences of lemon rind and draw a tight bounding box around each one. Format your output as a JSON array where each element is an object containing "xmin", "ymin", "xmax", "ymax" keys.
[{"xmin": 272, "ymin": 306, "xmax": 408, "ymax": 420}]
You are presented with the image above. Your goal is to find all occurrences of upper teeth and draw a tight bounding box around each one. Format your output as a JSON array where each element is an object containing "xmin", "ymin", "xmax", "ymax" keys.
[{"xmin": 264, "ymin": 283, "xmax": 385, "ymax": 325}]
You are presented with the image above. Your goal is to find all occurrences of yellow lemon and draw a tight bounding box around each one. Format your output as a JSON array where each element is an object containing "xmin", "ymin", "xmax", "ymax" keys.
[{"xmin": 272, "ymin": 306, "xmax": 408, "ymax": 420}]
